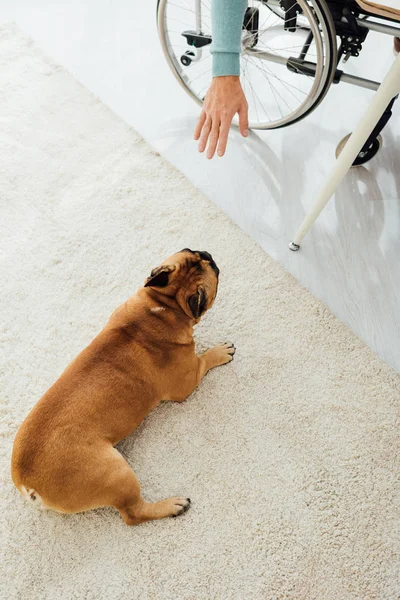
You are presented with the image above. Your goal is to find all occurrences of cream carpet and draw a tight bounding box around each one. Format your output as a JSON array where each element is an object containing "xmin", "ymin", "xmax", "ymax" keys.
[{"xmin": 0, "ymin": 24, "xmax": 399, "ymax": 600}]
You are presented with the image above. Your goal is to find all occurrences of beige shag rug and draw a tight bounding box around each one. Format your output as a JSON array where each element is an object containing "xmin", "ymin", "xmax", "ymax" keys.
[{"xmin": 0, "ymin": 24, "xmax": 399, "ymax": 600}]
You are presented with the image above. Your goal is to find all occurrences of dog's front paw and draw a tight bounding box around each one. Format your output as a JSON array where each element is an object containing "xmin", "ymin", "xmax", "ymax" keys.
[
  {"xmin": 211, "ymin": 342, "xmax": 236, "ymax": 367},
  {"xmin": 167, "ymin": 497, "xmax": 191, "ymax": 518}
]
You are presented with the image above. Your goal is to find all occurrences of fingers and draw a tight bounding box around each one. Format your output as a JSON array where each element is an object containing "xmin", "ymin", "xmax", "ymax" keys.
[
  {"xmin": 196, "ymin": 113, "xmax": 237, "ymax": 158},
  {"xmin": 206, "ymin": 119, "xmax": 221, "ymax": 159},
  {"xmin": 196, "ymin": 111, "xmax": 230, "ymax": 159},
  {"xmin": 217, "ymin": 121, "xmax": 230, "ymax": 157},
  {"xmin": 195, "ymin": 96, "xmax": 249, "ymax": 158},
  {"xmin": 197, "ymin": 115, "xmax": 212, "ymax": 154},
  {"xmin": 238, "ymin": 102, "xmax": 249, "ymax": 138},
  {"xmin": 193, "ymin": 111, "xmax": 206, "ymax": 141}
]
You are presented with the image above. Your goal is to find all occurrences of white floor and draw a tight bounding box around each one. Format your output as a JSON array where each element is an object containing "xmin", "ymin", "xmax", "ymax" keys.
[{"xmin": 2, "ymin": 1, "xmax": 399, "ymax": 371}]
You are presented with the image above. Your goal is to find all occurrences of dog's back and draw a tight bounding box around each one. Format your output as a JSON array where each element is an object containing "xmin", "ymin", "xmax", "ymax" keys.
[
  {"xmin": 11, "ymin": 317, "xmax": 159, "ymax": 509},
  {"xmin": 11, "ymin": 249, "xmax": 223, "ymax": 524}
]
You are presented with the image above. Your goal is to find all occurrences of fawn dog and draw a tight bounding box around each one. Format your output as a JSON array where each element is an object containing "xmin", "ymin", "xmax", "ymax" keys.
[{"xmin": 11, "ymin": 249, "xmax": 235, "ymax": 525}]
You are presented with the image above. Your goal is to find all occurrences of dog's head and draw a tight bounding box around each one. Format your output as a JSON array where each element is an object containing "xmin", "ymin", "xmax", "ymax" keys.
[{"xmin": 144, "ymin": 248, "xmax": 219, "ymax": 321}]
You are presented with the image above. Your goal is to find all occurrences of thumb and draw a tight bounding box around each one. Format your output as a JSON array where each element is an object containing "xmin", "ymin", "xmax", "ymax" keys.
[{"xmin": 238, "ymin": 103, "xmax": 249, "ymax": 138}]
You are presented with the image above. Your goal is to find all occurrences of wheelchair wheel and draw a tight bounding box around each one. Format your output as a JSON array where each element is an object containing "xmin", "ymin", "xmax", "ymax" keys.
[
  {"xmin": 157, "ymin": 0, "xmax": 337, "ymax": 130},
  {"xmin": 335, "ymin": 133, "xmax": 382, "ymax": 166},
  {"xmin": 261, "ymin": 0, "xmax": 291, "ymax": 22}
]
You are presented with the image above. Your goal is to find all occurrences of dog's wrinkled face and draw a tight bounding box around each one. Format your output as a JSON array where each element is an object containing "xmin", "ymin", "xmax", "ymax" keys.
[{"xmin": 144, "ymin": 249, "xmax": 219, "ymax": 321}]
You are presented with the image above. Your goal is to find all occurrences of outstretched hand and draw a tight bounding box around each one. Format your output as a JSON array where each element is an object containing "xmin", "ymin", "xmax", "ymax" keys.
[{"xmin": 194, "ymin": 76, "xmax": 249, "ymax": 159}]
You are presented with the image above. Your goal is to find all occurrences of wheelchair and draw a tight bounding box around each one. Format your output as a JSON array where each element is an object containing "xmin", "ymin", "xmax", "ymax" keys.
[{"xmin": 157, "ymin": 0, "xmax": 400, "ymax": 165}]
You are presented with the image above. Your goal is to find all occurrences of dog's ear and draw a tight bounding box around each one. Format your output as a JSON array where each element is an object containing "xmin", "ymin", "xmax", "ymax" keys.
[
  {"xmin": 188, "ymin": 287, "xmax": 207, "ymax": 319},
  {"xmin": 144, "ymin": 264, "xmax": 175, "ymax": 288}
]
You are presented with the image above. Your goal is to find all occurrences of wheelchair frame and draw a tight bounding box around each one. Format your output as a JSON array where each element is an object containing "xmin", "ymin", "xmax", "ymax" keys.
[
  {"xmin": 158, "ymin": 0, "xmax": 400, "ymax": 164},
  {"xmin": 177, "ymin": 0, "xmax": 400, "ymax": 91},
  {"xmin": 254, "ymin": 0, "xmax": 400, "ymax": 92}
]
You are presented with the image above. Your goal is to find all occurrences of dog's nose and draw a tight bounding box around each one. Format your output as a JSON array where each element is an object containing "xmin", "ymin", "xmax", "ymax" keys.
[
  {"xmin": 198, "ymin": 251, "xmax": 213, "ymax": 262},
  {"xmin": 181, "ymin": 248, "xmax": 213, "ymax": 262},
  {"xmin": 198, "ymin": 251, "xmax": 219, "ymax": 277}
]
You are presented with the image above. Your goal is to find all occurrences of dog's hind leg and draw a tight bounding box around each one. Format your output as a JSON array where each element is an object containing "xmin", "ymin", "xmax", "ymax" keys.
[
  {"xmin": 106, "ymin": 449, "xmax": 191, "ymax": 526},
  {"xmin": 119, "ymin": 495, "xmax": 191, "ymax": 526}
]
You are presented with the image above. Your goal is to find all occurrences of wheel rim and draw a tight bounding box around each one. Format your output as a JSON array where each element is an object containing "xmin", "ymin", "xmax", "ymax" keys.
[
  {"xmin": 158, "ymin": 0, "xmax": 337, "ymax": 129},
  {"xmin": 336, "ymin": 133, "xmax": 383, "ymax": 166}
]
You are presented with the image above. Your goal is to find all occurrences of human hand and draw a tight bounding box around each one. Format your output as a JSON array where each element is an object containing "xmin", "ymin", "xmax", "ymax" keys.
[{"xmin": 194, "ymin": 76, "xmax": 249, "ymax": 159}]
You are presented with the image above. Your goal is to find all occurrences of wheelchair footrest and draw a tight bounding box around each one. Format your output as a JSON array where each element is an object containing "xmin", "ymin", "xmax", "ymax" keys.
[{"xmin": 181, "ymin": 31, "xmax": 211, "ymax": 48}]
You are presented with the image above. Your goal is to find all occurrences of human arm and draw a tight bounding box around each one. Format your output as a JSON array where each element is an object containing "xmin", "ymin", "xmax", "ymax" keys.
[{"xmin": 194, "ymin": 0, "xmax": 249, "ymax": 159}]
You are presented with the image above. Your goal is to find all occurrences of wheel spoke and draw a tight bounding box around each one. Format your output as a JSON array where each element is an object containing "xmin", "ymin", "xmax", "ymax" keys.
[
  {"xmin": 247, "ymin": 53, "xmax": 305, "ymax": 106},
  {"xmin": 159, "ymin": 0, "xmax": 334, "ymax": 129},
  {"xmin": 246, "ymin": 54, "xmax": 294, "ymax": 113}
]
